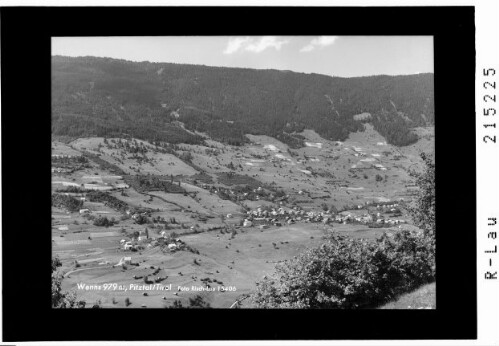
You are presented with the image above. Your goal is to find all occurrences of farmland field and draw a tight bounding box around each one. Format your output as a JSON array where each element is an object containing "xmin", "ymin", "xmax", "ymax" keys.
[
  {"xmin": 52, "ymin": 124, "xmax": 432, "ymax": 308},
  {"xmin": 51, "ymin": 53, "xmax": 435, "ymax": 310},
  {"xmin": 62, "ymin": 222, "xmax": 402, "ymax": 308}
]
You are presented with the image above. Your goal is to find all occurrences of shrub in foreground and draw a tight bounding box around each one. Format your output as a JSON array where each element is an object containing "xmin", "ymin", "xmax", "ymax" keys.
[
  {"xmin": 52, "ymin": 257, "xmax": 85, "ymax": 308},
  {"xmin": 251, "ymin": 231, "xmax": 435, "ymax": 309}
]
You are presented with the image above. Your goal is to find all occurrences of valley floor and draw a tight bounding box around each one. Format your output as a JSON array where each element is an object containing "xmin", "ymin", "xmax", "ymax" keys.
[{"xmin": 52, "ymin": 125, "xmax": 434, "ymax": 308}]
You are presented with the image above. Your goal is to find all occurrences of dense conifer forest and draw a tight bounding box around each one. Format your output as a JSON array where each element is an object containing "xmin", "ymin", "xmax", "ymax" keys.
[{"xmin": 52, "ymin": 56, "xmax": 434, "ymax": 147}]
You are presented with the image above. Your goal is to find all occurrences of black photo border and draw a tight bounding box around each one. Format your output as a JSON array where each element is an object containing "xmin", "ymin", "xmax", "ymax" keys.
[{"xmin": 1, "ymin": 6, "xmax": 476, "ymax": 342}]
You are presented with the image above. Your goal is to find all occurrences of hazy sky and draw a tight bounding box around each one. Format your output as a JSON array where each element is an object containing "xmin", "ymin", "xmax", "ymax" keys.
[{"xmin": 52, "ymin": 36, "xmax": 433, "ymax": 77}]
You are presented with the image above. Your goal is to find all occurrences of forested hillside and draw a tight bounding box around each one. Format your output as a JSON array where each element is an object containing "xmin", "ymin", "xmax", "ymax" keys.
[{"xmin": 52, "ymin": 56, "xmax": 434, "ymax": 146}]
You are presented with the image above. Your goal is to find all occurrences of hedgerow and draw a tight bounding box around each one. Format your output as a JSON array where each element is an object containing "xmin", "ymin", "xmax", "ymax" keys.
[{"xmin": 51, "ymin": 194, "xmax": 83, "ymax": 212}]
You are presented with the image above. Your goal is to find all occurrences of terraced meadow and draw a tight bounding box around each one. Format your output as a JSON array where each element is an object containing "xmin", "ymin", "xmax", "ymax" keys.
[{"xmin": 52, "ymin": 124, "xmax": 433, "ymax": 308}]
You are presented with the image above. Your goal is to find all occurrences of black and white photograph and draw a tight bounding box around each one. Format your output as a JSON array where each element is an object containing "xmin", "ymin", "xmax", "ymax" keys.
[
  {"xmin": 50, "ymin": 35, "xmax": 436, "ymax": 310},
  {"xmin": 1, "ymin": 4, "xmax": 486, "ymax": 343}
]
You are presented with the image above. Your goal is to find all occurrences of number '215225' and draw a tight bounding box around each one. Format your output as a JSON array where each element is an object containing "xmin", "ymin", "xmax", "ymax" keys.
[{"xmin": 483, "ymin": 68, "xmax": 496, "ymax": 144}]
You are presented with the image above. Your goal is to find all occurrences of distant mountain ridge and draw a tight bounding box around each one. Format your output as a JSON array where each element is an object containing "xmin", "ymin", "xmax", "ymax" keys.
[{"xmin": 52, "ymin": 55, "xmax": 434, "ymax": 147}]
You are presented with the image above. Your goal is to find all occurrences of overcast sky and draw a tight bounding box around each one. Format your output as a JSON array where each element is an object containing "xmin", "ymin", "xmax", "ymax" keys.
[{"xmin": 52, "ymin": 36, "xmax": 433, "ymax": 77}]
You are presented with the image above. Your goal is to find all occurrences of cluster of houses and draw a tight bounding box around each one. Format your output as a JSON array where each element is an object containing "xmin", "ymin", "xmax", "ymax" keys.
[
  {"xmin": 120, "ymin": 239, "xmax": 138, "ymax": 251},
  {"xmin": 243, "ymin": 206, "xmax": 334, "ymax": 227},
  {"xmin": 119, "ymin": 230, "xmax": 185, "ymax": 252},
  {"xmin": 372, "ymin": 202, "xmax": 401, "ymax": 211},
  {"xmin": 158, "ymin": 231, "xmax": 185, "ymax": 251},
  {"xmin": 241, "ymin": 202, "xmax": 406, "ymax": 228},
  {"xmin": 333, "ymin": 212, "xmax": 407, "ymax": 226}
]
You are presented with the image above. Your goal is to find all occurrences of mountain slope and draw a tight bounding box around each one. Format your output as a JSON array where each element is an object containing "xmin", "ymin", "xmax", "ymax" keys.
[{"xmin": 52, "ymin": 56, "xmax": 434, "ymax": 147}]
